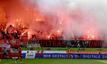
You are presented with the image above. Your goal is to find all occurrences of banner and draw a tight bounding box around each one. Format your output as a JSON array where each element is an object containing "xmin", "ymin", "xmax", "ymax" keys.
[
  {"xmin": 42, "ymin": 51, "xmax": 71, "ymax": 58},
  {"xmin": 102, "ymin": 54, "xmax": 107, "ymax": 59},
  {"xmin": 22, "ymin": 51, "xmax": 27, "ymax": 59},
  {"xmin": 43, "ymin": 53, "xmax": 72, "ymax": 59},
  {"xmin": 26, "ymin": 51, "xmax": 36, "ymax": 59},
  {"xmin": 21, "ymin": 51, "xmax": 107, "ymax": 59}
]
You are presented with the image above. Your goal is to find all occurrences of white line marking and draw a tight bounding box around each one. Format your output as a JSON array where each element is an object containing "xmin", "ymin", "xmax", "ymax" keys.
[{"xmin": 97, "ymin": 60, "xmax": 107, "ymax": 64}]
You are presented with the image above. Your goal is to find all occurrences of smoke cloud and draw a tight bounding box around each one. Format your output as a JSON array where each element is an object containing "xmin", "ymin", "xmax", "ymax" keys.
[
  {"xmin": 0, "ymin": 0, "xmax": 107, "ymax": 41},
  {"xmin": 32, "ymin": 0, "xmax": 107, "ymax": 40}
]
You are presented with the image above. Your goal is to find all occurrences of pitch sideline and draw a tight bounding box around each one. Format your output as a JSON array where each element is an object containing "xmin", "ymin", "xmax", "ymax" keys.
[{"xmin": 97, "ymin": 60, "xmax": 107, "ymax": 64}]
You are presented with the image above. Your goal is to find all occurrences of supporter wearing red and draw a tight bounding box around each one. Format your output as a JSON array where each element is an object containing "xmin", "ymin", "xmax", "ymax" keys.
[
  {"xmin": 2, "ymin": 40, "xmax": 11, "ymax": 59},
  {"xmin": 18, "ymin": 47, "xmax": 22, "ymax": 61},
  {"xmin": 9, "ymin": 39, "xmax": 20, "ymax": 49},
  {"xmin": 6, "ymin": 25, "xmax": 20, "ymax": 39},
  {"xmin": 20, "ymin": 32, "xmax": 28, "ymax": 46}
]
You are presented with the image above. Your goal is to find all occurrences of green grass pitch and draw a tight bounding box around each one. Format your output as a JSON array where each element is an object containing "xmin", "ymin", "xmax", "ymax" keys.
[
  {"xmin": 1, "ymin": 48, "xmax": 107, "ymax": 64},
  {"xmin": 0, "ymin": 59, "xmax": 107, "ymax": 64}
]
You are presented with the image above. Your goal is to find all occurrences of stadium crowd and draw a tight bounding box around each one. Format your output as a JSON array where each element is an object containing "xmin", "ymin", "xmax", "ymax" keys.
[
  {"xmin": 0, "ymin": 24, "xmax": 22, "ymax": 59},
  {"xmin": 0, "ymin": 24, "xmax": 103, "ymax": 59}
]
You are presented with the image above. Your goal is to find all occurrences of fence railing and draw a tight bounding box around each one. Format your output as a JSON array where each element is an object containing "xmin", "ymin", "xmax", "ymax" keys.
[{"xmin": 28, "ymin": 40, "xmax": 104, "ymax": 48}]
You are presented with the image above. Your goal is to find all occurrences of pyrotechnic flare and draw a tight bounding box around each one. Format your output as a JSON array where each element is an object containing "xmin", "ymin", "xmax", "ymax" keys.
[{"xmin": 0, "ymin": 0, "xmax": 106, "ymax": 40}]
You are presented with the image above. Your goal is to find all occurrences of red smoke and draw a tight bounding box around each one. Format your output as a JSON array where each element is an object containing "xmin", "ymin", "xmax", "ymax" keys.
[{"xmin": 0, "ymin": 0, "xmax": 103, "ymax": 40}]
